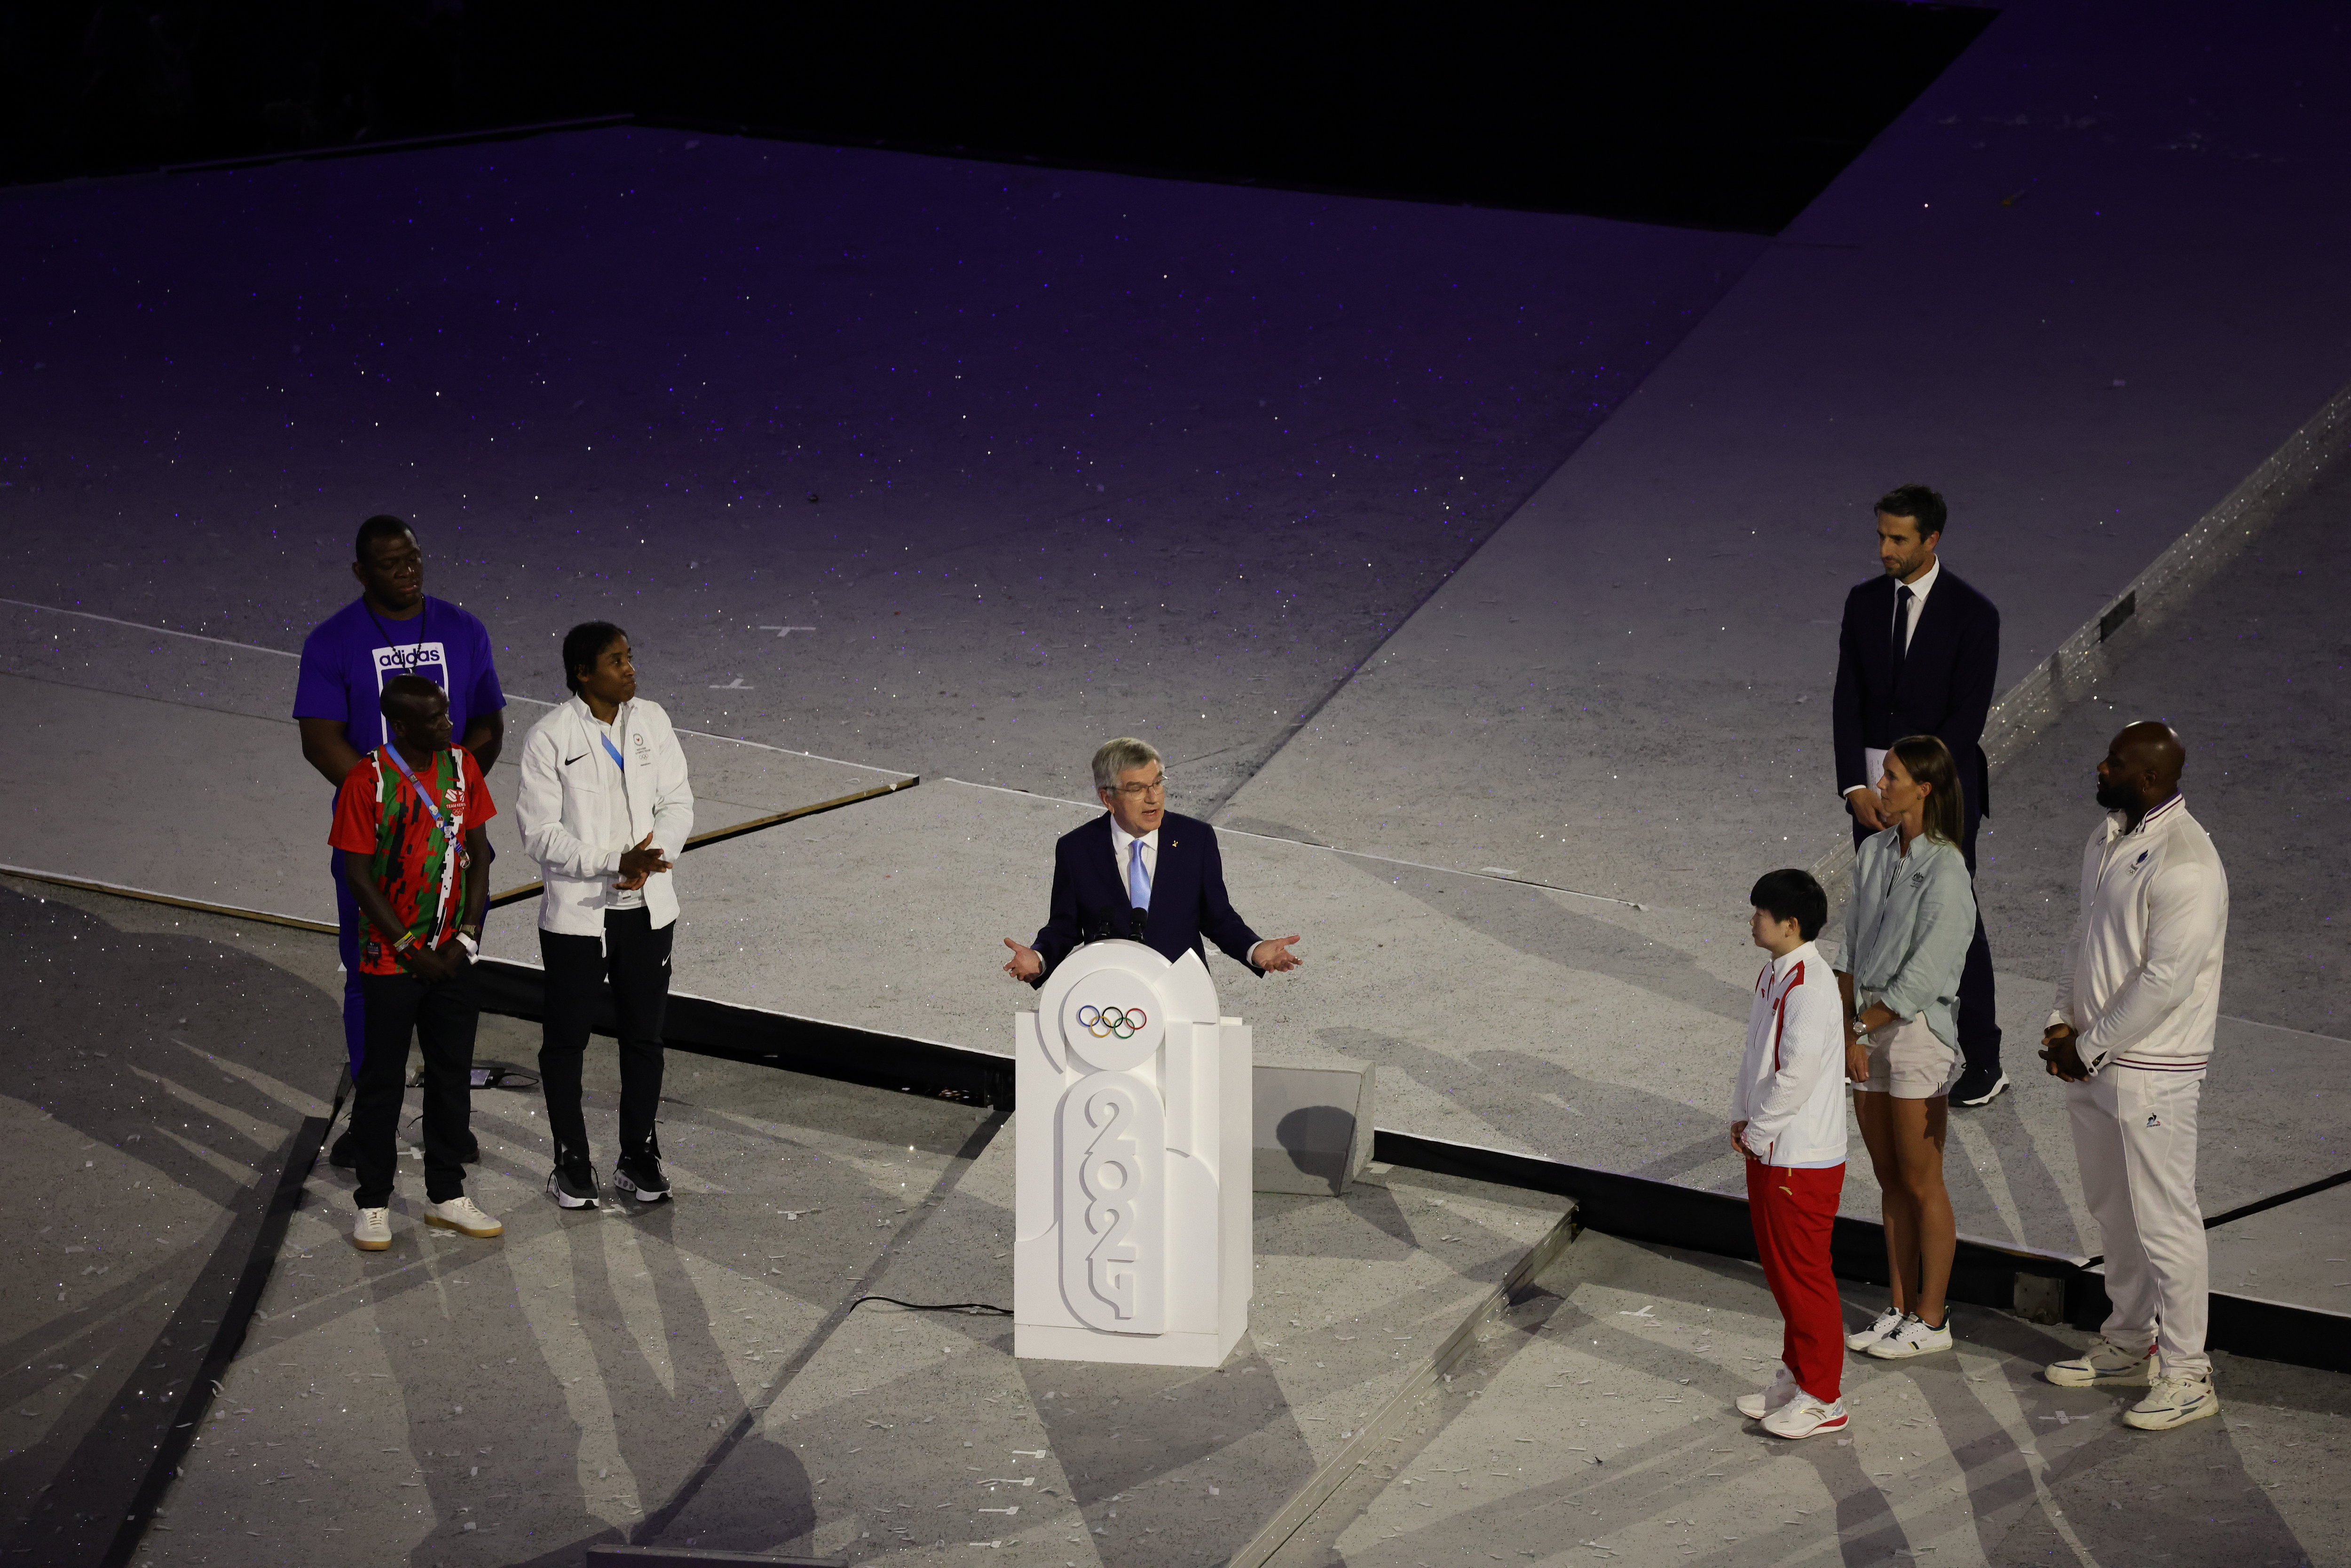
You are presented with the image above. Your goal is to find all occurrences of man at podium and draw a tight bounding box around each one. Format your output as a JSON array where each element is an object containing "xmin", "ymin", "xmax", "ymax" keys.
[{"xmin": 1003, "ymin": 737, "xmax": 1303, "ymax": 985}]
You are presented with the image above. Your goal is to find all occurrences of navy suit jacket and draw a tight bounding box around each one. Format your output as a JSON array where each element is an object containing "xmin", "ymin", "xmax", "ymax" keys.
[
  {"xmin": 1832, "ymin": 567, "xmax": 2001, "ymax": 823},
  {"xmin": 1029, "ymin": 811, "xmax": 1263, "ymax": 985}
]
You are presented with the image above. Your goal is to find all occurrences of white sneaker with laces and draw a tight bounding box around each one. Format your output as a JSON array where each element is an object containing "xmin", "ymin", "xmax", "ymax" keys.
[
  {"xmin": 1846, "ymin": 1306, "xmax": 1904, "ymax": 1351},
  {"xmin": 1736, "ymin": 1364, "xmax": 1799, "ymax": 1420},
  {"xmin": 425, "ymin": 1195, "xmax": 504, "ymax": 1238},
  {"xmin": 2122, "ymin": 1372, "xmax": 2218, "ymax": 1430},
  {"xmin": 353, "ymin": 1206, "xmax": 392, "ymax": 1252},
  {"xmin": 1761, "ymin": 1394, "xmax": 1849, "ymax": 1440},
  {"xmin": 2043, "ymin": 1338, "xmax": 2154, "ymax": 1387},
  {"xmin": 1867, "ymin": 1312, "xmax": 1954, "ymax": 1359}
]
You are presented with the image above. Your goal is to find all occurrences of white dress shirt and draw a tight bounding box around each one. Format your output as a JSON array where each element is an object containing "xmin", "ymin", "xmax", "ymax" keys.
[{"xmin": 1847, "ymin": 557, "xmax": 1941, "ymax": 799}]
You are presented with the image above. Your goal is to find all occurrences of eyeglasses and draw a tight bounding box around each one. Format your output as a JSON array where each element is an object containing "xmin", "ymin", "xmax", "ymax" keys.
[{"xmin": 1110, "ymin": 776, "xmax": 1167, "ymax": 799}]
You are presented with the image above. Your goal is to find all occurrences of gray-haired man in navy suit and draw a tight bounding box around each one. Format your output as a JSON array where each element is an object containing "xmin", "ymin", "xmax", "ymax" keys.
[
  {"xmin": 1832, "ymin": 484, "xmax": 2006, "ymax": 1106},
  {"xmin": 1002, "ymin": 737, "xmax": 1303, "ymax": 986}
]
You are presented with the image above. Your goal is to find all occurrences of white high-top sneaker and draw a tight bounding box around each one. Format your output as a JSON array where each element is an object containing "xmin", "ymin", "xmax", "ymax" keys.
[
  {"xmin": 2123, "ymin": 1371, "xmax": 2219, "ymax": 1430},
  {"xmin": 2043, "ymin": 1338, "xmax": 2154, "ymax": 1387}
]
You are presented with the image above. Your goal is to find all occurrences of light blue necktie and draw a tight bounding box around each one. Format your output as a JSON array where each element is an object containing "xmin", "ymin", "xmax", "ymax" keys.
[{"xmin": 1128, "ymin": 839, "xmax": 1152, "ymax": 913}]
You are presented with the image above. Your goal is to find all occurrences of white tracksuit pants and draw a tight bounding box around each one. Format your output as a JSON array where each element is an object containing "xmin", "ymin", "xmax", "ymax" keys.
[{"xmin": 2066, "ymin": 1066, "xmax": 2210, "ymax": 1378}]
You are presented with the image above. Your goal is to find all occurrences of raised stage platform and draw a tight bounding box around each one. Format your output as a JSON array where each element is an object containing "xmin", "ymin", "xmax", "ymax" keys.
[{"xmin": 7, "ymin": 0, "xmax": 2351, "ymax": 1561}]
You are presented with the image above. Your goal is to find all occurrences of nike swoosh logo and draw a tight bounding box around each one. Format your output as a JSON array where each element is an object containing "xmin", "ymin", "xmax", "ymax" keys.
[{"xmin": 564, "ymin": 752, "xmax": 588, "ymax": 765}]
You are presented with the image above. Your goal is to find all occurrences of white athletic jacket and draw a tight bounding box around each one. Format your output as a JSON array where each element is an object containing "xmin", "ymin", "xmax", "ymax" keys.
[
  {"xmin": 514, "ymin": 695, "xmax": 694, "ymax": 935},
  {"xmin": 2050, "ymin": 793, "xmax": 2228, "ymax": 1076},
  {"xmin": 1734, "ymin": 941, "xmax": 1848, "ymax": 1168}
]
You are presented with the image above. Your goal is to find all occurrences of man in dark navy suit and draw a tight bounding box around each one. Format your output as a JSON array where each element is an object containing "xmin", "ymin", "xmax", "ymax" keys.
[
  {"xmin": 1002, "ymin": 737, "xmax": 1303, "ymax": 985},
  {"xmin": 1833, "ymin": 484, "xmax": 2007, "ymax": 1106}
]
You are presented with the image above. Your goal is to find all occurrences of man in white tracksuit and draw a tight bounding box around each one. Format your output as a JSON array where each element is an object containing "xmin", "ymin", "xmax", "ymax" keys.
[
  {"xmin": 2039, "ymin": 721, "xmax": 2228, "ymax": 1430},
  {"xmin": 516, "ymin": 621, "xmax": 694, "ymax": 1209}
]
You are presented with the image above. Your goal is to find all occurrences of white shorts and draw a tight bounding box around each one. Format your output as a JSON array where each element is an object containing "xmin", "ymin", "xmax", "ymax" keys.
[{"xmin": 1857, "ymin": 1015, "xmax": 1963, "ymax": 1099}]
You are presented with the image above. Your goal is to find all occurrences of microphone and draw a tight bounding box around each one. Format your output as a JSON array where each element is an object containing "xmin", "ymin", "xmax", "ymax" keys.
[{"xmin": 1128, "ymin": 906, "xmax": 1149, "ymax": 940}]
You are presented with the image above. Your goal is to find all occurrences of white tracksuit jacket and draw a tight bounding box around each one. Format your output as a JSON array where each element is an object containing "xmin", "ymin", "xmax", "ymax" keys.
[
  {"xmin": 1734, "ymin": 941, "xmax": 1848, "ymax": 1167},
  {"xmin": 515, "ymin": 695, "xmax": 694, "ymax": 935},
  {"xmin": 2050, "ymin": 794, "xmax": 2229, "ymax": 1076}
]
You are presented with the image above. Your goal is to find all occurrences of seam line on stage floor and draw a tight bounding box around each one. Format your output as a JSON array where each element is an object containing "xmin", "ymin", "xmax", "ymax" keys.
[
  {"xmin": 1229, "ymin": 1206, "xmax": 1583, "ymax": 1568},
  {"xmin": 0, "ymin": 775, "xmax": 919, "ymax": 931},
  {"xmin": 941, "ymin": 776, "xmax": 1649, "ymax": 908},
  {"xmin": 0, "ymin": 596, "xmax": 912, "ymax": 778}
]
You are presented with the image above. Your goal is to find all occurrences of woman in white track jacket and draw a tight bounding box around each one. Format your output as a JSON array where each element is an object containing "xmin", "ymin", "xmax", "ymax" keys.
[{"xmin": 514, "ymin": 622, "xmax": 693, "ymax": 1208}]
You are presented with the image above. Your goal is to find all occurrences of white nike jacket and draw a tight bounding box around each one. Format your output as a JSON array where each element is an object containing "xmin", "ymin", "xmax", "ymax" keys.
[
  {"xmin": 514, "ymin": 695, "xmax": 694, "ymax": 935},
  {"xmin": 2050, "ymin": 794, "xmax": 2228, "ymax": 1076}
]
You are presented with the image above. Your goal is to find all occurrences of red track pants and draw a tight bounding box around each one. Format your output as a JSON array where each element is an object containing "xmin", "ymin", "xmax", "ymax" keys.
[{"xmin": 1747, "ymin": 1159, "xmax": 1847, "ymax": 1403}]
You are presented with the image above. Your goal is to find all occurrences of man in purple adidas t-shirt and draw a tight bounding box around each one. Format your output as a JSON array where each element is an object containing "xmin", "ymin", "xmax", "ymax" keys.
[{"xmin": 296, "ymin": 515, "xmax": 506, "ymax": 1162}]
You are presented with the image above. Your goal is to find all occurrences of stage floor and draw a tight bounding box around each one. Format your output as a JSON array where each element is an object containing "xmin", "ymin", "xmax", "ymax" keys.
[
  {"xmin": 6, "ymin": 0, "xmax": 2351, "ymax": 1559},
  {"xmin": 1267, "ymin": 1230, "xmax": 2351, "ymax": 1568}
]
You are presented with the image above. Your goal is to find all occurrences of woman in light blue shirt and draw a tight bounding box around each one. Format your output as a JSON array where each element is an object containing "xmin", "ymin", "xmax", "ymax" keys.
[{"xmin": 1838, "ymin": 734, "xmax": 1977, "ymax": 1362}]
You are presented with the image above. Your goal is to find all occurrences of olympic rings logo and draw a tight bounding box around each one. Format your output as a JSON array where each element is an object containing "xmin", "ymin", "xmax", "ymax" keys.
[{"xmin": 1075, "ymin": 1004, "xmax": 1149, "ymax": 1040}]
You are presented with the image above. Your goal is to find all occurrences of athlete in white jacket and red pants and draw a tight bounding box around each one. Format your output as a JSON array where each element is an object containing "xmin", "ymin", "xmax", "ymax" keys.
[
  {"xmin": 2040, "ymin": 721, "xmax": 2229, "ymax": 1430},
  {"xmin": 1732, "ymin": 869, "xmax": 1853, "ymax": 1439}
]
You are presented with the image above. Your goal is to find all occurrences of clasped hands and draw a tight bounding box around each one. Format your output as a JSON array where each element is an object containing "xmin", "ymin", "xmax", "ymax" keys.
[
  {"xmin": 615, "ymin": 832, "xmax": 672, "ymax": 891},
  {"xmin": 2039, "ymin": 1022, "xmax": 2091, "ymax": 1081}
]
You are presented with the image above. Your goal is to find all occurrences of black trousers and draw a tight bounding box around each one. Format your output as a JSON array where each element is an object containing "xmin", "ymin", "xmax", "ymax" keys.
[
  {"xmin": 1852, "ymin": 786, "xmax": 2002, "ymax": 1075},
  {"xmin": 539, "ymin": 906, "xmax": 673, "ymax": 1167},
  {"xmin": 353, "ymin": 968, "xmax": 479, "ymax": 1208}
]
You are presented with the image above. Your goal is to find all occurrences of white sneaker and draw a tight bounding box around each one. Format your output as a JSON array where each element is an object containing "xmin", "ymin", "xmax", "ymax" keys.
[
  {"xmin": 1736, "ymin": 1364, "xmax": 1799, "ymax": 1420},
  {"xmin": 424, "ymin": 1195, "xmax": 504, "ymax": 1238},
  {"xmin": 1867, "ymin": 1312, "xmax": 1954, "ymax": 1360},
  {"xmin": 2123, "ymin": 1373, "xmax": 2219, "ymax": 1431},
  {"xmin": 2044, "ymin": 1338, "xmax": 2154, "ymax": 1387},
  {"xmin": 1846, "ymin": 1306, "xmax": 1904, "ymax": 1351},
  {"xmin": 1761, "ymin": 1394, "xmax": 1849, "ymax": 1440},
  {"xmin": 353, "ymin": 1206, "xmax": 392, "ymax": 1252}
]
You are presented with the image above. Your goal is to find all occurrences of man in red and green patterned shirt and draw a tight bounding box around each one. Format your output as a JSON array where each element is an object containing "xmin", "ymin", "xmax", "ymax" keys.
[{"xmin": 330, "ymin": 675, "xmax": 502, "ymax": 1252}]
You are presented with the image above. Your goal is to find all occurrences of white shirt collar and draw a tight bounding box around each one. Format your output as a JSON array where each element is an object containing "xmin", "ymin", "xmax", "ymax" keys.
[
  {"xmin": 1898, "ymin": 557, "xmax": 1941, "ymax": 605},
  {"xmin": 570, "ymin": 693, "xmax": 631, "ymax": 732},
  {"xmin": 2114, "ymin": 792, "xmax": 2186, "ymax": 838},
  {"xmin": 1900, "ymin": 557, "xmax": 1937, "ymax": 607},
  {"xmin": 1770, "ymin": 940, "xmax": 1820, "ymax": 982},
  {"xmin": 1109, "ymin": 817, "xmax": 1160, "ymax": 856}
]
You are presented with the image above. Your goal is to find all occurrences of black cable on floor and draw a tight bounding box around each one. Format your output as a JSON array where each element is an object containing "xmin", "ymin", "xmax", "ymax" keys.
[{"xmin": 848, "ymin": 1295, "xmax": 1010, "ymax": 1317}]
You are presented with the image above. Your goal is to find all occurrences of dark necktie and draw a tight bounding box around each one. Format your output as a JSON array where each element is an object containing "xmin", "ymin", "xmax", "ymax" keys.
[{"xmin": 1891, "ymin": 584, "xmax": 1915, "ymax": 678}]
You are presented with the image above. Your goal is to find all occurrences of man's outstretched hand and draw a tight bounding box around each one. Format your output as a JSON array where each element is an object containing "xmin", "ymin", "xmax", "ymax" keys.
[
  {"xmin": 1847, "ymin": 787, "xmax": 1888, "ymax": 832},
  {"xmin": 1251, "ymin": 935, "xmax": 1304, "ymax": 973},
  {"xmin": 2039, "ymin": 1022, "xmax": 2091, "ymax": 1082},
  {"xmin": 1002, "ymin": 938, "xmax": 1043, "ymax": 983}
]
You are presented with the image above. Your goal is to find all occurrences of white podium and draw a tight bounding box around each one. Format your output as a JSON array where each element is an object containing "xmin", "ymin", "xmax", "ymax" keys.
[{"xmin": 1014, "ymin": 940, "xmax": 1251, "ymax": 1366}]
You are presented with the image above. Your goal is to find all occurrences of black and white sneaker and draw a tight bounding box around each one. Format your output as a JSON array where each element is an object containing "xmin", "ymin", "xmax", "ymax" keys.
[
  {"xmin": 614, "ymin": 1151, "xmax": 671, "ymax": 1202},
  {"xmin": 1951, "ymin": 1066, "xmax": 2008, "ymax": 1108},
  {"xmin": 547, "ymin": 1164, "xmax": 600, "ymax": 1210}
]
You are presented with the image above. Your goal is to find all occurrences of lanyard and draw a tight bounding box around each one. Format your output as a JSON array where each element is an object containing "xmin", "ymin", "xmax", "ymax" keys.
[
  {"xmin": 367, "ymin": 602, "xmax": 430, "ymax": 674},
  {"xmin": 381, "ymin": 746, "xmax": 458, "ymax": 840}
]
